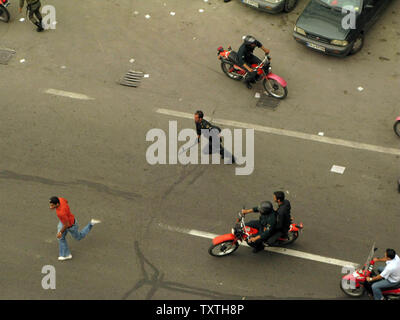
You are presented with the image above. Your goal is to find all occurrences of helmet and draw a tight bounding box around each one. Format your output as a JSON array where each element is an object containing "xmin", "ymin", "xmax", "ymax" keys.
[
  {"xmin": 244, "ymin": 35, "xmax": 257, "ymax": 46},
  {"xmin": 258, "ymin": 201, "xmax": 273, "ymax": 215}
]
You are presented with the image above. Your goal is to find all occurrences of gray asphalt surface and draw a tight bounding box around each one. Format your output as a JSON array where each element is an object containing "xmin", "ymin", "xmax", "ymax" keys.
[{"xmin": 0, "ymin": 0, "xmax": 399, "ymax": 299}]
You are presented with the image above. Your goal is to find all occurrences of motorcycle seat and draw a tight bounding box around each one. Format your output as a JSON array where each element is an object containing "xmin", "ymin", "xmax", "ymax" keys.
[{"xmin": 227, "ymin": 51, "xmax": 240, "ymax": 65}]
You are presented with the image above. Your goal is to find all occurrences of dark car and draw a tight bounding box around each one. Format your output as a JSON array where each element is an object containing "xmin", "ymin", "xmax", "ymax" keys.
[
  {"xmin": 293, "ymin": 0, "xmax": 392, "ymax": 57},
  {"xmin": 241, "ymin": 0, "xmax": 298, "ymax": 13}
]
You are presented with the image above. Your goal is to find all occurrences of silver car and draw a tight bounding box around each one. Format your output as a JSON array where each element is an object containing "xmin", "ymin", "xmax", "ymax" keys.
[{"xmin": 241, "ymin": 0, "xmax": 298, "ymax": 13}]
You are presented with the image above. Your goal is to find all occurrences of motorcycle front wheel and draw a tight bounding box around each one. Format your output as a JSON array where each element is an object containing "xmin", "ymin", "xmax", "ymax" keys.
[
  {"xmin": 0, "ymin": 6, "xmax": 10, "ymax": 23},
  {"xmin": 394, "ymin": 121, "xmax": 400, "ymax": 137},
  {"xmin": 263, "ymin": 78, "xmax": 288, "ymax": 99},
  {"xmin": 208, "ymin": 240, "xmax": 239, "ymax": 257},
  {"xmin": 221, "ymin": 62, "xmax": 244, "ymax": 81},
  {"xmin": 340, "ymin": 280, "xmax": 365, "ymax": 297}
]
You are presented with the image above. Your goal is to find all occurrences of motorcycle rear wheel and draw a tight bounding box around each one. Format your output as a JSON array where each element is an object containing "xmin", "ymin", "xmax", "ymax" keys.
[
  {"xmin": 221, "ymin": 62, "xmax": 244, "ymax": 81},
  {"xmin": 281, "ymin": 231, "xmax": 298, "ymax": 245},
  {"xmin": 340, "ymin": 280, "xmax": 365, "ymax": 297},
  {"xmin": 0, "ymin": 7, "xmax": 10, "ymax": 23},
  {"xmin": 208, "ymin": 240, "xmax": 239, "ymax": 257},
  {"xmin": 263, "ymin": 78, "xmax": 288, "ymax": 99},
  {"xmin": 394, "ymin": 121, "xmax": 400, "ymax": 137}
]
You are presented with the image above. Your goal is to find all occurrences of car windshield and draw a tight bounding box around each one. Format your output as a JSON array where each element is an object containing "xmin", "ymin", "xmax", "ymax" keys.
[{"xmin": 318, "ymin": 0, "xmax": 362, "ymax": 11}]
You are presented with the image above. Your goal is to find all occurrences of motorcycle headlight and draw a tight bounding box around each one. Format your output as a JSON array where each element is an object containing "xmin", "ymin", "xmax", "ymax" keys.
[
  {"xmin": 330, "ymin": 39, "xmax": 349, "ymax": 46},
  {"xmin": 294, "ymin": 26, "xmax": 306, "ymax": 36}
]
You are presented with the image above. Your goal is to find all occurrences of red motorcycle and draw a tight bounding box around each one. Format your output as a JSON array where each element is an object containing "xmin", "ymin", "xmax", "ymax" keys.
[
  {"xmin": 208, "ymin": 211, "xmax": 303, "ymax": 257},
  {"xmin": 340, "ymin": 244, "xmax": 400, "ymax": 299},
  {"xmin": 217, "ymin": 46, "xmax": 288, "ymax": 99},
  {"xmin": 0, "ymin": 0, "xmax": 10, "ymax": 23},
  {"xmin": 394, "ymin": 116, "xmax": 400, "ymax": 137}
]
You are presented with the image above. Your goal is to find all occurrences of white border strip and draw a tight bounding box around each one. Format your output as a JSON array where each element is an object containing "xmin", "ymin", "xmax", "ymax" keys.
[
  {"xmin": 45, "ymin": 89, "xmax": 94, "ymax": 100},
  {"xmin": 156, "ymin": 108, "xmax": 400, "ymax": 156},
  {"xmin": 159, "ymin": 223, "xmax": 358, "ymax": 268}
]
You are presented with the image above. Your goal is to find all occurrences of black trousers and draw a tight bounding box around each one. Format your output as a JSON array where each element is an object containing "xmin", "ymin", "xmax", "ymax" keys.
[
  {"xmin": 266, "ymin": 231, "xmax": 284, "ymax": 246},
  {"xmin": 245, "ymin": 55, "xmax": 262, "ymax": 67},
  {"xmin": 245, "ymin": 220, "xmax": 270, "ymax": 248},
  {"xmin": 208, "ymin": 137, "xmax": 225, "ymax": 158},
  {"xmin": 28, "ymin": 1, "xmax": 42, "ymax": 25}
]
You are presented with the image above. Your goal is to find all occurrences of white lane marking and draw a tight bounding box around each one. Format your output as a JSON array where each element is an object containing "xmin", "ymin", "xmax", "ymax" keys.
[
  {"xmin": 159, "ymin": 223, "xmax": 358, "ymax": 268},
  {"xmin": 45, "ymin": 89, "xmax": 94, "ymax": 100},
  {"xmin": 156, "ymin": 108, "xmax": 400, "ymax": 156}
]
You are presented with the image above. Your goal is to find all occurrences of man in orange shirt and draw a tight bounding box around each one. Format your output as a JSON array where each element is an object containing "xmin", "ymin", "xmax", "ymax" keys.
[{"xmin": 49, "ymin": 196, "xmax": 101, "ymax": 261}]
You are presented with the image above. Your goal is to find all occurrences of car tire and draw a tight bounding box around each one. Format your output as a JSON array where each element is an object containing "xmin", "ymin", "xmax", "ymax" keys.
[
  {"xmin": 284, "ymin": 0, "xmax": 298, "ymax": 12},
  {"xmin": 349, "ymin": 34, "xmax": 364, "ymax": 55}
]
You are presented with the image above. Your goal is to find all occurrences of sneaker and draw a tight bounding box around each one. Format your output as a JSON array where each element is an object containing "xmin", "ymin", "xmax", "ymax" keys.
[
  {"xmin": 90, "ymin": 219, "xmax": 101, "ymax": 225},
  {"xmin": 58, "ymin": 254, "xmax": 72, "ymax": 261}
]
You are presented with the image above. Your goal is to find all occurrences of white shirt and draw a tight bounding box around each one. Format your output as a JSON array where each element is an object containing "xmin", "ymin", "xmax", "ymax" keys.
[{"xmin": 380, "ymin": 255, "xmax": 400, "ymax": 283}]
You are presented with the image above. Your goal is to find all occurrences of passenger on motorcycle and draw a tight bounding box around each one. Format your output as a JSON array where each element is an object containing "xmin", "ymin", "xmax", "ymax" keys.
[
  {"xmin": 267, "ymin": 191, "xmax": 292, "ymax": 244},
  {"xmin": 237, "ymin": 35, "xmax": 270, "ymax": 89},
  {"xmin": 365, "ymin": 249, "xmax": 400, "ymax": 300},
  {"xmin": 241, "ymin": 201, "xmax": 276, "ymax": 253}
]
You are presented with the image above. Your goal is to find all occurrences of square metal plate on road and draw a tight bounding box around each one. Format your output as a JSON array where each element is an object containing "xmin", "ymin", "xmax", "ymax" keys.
[
  {"xmin": 118, "ymin": 70, "xmax": 144, "ymax": 87},
  {"xmin": 0, "ymin": 48, "xmax": 16, "ymax": 65},
  {"xmin": 256, "ymin": 93, "xmax": 281, "ymax": 109}
]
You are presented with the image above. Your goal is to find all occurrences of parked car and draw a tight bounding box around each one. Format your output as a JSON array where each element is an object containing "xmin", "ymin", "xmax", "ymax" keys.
[
  {"xmin": 241, "ymin": 0, "xmax": 298, "ymax": 13},
  {"xmin": 293, "ymin": 0, "xmax": 392, "ymax": 57}
]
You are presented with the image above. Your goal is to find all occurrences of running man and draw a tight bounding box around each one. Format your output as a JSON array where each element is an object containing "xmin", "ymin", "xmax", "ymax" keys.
[{"xmin": 49, "ymin": 196, "xmax": 101, "ymax": 261}]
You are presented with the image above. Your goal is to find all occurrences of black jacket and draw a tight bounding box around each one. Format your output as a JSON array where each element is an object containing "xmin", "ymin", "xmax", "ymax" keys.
[
  {"xmin": 237, "ymin": 40, "xmax": 262, "ymax": 66},
  {"xmin": 275, "ymin": 200, "xmax": 291, "ymax": 232},
  {"xmin": 252, "ymin": 207, "xmax": 277, "ymax": 239},
  {"xmin": 195, "ymin": 119, "xmax": 221, "ymax": 137}
]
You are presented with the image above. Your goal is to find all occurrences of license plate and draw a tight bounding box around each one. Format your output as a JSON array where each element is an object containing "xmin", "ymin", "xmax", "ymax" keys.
[
  {"xmin": 242, "ymin": 0, "xmax": 259, "ymax": 8},
  {"xmin": 306, "ymin": 42, "xmax": 326, "ymax": 52}
]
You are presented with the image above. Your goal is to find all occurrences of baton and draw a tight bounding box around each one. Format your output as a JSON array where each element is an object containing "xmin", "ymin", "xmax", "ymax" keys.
[{"xmin": 178, "ymin": 140, "xmax": 198, "ymax": 156}]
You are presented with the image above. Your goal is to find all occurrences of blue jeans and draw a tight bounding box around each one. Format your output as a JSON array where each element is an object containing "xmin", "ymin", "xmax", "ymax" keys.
[
  {"xmin": 57, "ymin": 220, "xmax": 92, "ymax": 257},
  {"xmin": 371, "ymin": 267, "xmax": 400, "ymax": 300}
]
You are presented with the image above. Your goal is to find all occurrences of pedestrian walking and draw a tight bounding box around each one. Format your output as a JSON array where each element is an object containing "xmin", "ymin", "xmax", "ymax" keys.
[
  {"xmin": 194, "ymin": 110, "xmax": 235, "ymax": 163},
  {"xmin": 49, "ymin": 196, "xmax": 101, "ymax": 261},
  {"xmin": 19, "ymin": 0, "xmax": 44, "ymax": 32}
]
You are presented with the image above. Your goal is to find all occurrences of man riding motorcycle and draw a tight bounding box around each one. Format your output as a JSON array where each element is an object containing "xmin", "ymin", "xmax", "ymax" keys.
[
  {"xmin": 241, "ymin": 201, "xmax": 276, "ymax": 253},
  {"xmin": 237, "ymin": 35, "xmax": 271, "ymax": 89},
  {"xmin": 364, "ymin": 249, "xmax": 400, "ymax": 300}
]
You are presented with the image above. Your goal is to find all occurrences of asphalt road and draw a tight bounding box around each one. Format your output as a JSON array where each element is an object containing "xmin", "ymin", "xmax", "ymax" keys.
[{"xmin": 0, "ymin": 0, "xmax": 399, "ymax": 300}]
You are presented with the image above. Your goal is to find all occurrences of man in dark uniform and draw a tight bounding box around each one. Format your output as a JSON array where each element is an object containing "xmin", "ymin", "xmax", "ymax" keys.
[
  {"xmin": 267, "ymin": 191, "xmax": 292, "ymax": 245},
  {"xmin": 19, "ymin": 0, "xmax": 44, "ymax": 32},
  {"xmin": 194, "ymin": 110, "xmax": 235, "ymax": 163},
  {"xmin": 241, "ymin": 201, "xmax": 277, "ymax": 253},
  {"xmin": 237, "ymin": 35, "xmax": 270, "ymax": 89}
]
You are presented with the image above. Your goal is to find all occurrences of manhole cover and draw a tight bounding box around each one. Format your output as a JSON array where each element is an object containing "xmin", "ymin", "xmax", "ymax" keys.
[
  {"xmin": 118, "ymin": 70, "xmax": 144, "ymax": 87},
  {"xmin": 0, "ymin": 48, "xmax": 15, "ymax": 65},
  {"xmin": 256, "ymin": 93, "xmax": 281, "ymax": 109}
]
